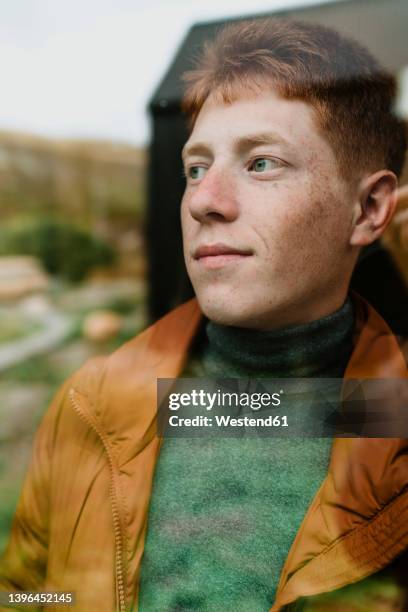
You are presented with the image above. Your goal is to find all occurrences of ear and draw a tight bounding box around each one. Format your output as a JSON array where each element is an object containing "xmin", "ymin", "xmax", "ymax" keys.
[{"xmin": 350, "ymin": 170, "xmax": 398, "ymax": 246}]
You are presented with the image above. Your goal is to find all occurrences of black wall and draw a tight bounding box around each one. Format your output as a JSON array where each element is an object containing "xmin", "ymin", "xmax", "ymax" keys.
[{"xmin": 146, "ymin": 109, "xmax": 193, "ymax": 320}]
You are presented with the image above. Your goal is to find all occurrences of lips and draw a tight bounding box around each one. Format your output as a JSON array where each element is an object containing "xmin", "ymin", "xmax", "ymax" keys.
[
  {"xmin": 193, "ymin": 243, "xmax": 252, "ymax": 259},
  {"xmin": 192, "ymin": 243, "xmax": 253, "ymax": 270}
]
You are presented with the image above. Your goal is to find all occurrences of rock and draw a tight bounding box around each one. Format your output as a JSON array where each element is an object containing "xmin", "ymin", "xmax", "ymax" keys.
[
  {"xmin": 19, "ymin": 294, "xmax": 52, "ymax": 316},
  {"xmin": 82, "ymin": 310, "xmax": 122, "ymax": 343},
  {"xmin": 0, "ymin": 256, "xmax": 49, "ymax": 301}
]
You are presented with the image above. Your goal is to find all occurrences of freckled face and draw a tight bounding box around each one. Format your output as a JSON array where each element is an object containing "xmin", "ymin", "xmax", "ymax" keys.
[{"xmin": 181, "ymin": 91, "xmax": 358, "ymax": 330}]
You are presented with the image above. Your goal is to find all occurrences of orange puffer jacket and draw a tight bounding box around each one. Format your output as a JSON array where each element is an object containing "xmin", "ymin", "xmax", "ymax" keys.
[{"xmin": 0, "ymin": 294, "xmax": 407, "ymax": 612}]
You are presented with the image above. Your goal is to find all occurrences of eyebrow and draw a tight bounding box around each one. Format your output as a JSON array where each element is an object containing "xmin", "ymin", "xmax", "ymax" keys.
[
  {"xmin": 236, "ymin": 132, "xmax": 292, "ymax": 153},
  {"xmin": 181, "ymin": 142, "xmax": 209, "ymax": 162},
  {"xmin": 181, "ymin": 131, "xmax": 291, "ymax": 162}
]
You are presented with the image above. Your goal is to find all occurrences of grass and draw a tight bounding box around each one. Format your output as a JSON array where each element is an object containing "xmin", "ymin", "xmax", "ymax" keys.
[{"xmin": 0, "ymin": 312, "xmax": 42, "ymax": 344}]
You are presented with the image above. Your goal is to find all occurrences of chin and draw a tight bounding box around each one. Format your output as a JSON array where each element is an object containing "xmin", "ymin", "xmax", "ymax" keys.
[{"xmin": 195, "ymin": 291, "xmax": 262, "ymax": 328}]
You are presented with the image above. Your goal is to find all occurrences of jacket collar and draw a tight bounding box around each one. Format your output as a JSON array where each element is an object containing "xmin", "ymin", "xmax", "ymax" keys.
[{"xmin": 86, "ymin": 291, "xmax": 407, "ymax": 463}]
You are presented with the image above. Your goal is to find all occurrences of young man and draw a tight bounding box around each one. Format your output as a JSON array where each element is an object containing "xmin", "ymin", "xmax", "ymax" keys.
[{"xmin": 1, "ymin": 17, "xmax": 407, "ymax": 612}]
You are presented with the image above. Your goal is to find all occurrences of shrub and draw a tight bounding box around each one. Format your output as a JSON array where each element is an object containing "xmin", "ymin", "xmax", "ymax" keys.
[{"xmin": 0, "ymin": 218, "xmax": 116, "ymax": 282}]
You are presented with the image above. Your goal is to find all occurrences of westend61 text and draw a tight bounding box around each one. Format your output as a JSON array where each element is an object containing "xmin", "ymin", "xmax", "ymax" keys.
[{"xmin": 169, "ymin": 414, "xmax": 288, "ymax": 427}]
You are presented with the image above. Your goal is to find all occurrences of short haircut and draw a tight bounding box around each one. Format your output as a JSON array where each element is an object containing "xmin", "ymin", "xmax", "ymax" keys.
[{"xmin": 182, "ymin": 18, "xmax": 407, "ymax": 179}]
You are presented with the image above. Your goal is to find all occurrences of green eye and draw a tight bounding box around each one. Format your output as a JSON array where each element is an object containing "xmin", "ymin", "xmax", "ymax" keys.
[
  {"xmin": 188, "ymin": 166, "xmax": 207, "ymax": 180},
  {"xmin": 250, "ymin": 158, "xmax": 279, "ymax": 172}
]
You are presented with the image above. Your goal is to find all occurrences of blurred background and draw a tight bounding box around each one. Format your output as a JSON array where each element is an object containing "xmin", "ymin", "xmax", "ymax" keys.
[{"xmin": 0, "ymin": 0, "xmax": 407, "ymax": 552}]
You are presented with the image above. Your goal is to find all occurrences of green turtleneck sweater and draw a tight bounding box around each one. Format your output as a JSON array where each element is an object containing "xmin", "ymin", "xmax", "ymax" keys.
[{"xmin": 138, "ymin": 299, "xmax": 355, "ymax": 611}]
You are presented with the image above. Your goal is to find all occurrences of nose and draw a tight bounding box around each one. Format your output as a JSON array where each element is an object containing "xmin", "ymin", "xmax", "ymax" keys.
[{"xmin": 186, "ymin": 166, "xmax": 239, "ymax": 224}]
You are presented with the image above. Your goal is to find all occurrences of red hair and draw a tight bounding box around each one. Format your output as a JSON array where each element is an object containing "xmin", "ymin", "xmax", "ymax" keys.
[{"xmin": 182, "ymin": 18, "xmax": 407, "ymax": 179}]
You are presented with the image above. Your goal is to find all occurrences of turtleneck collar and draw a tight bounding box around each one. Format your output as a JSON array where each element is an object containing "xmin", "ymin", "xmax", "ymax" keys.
[{"xmin": 200, "ymin": 297, "xmax": 355, "ymax": 379}]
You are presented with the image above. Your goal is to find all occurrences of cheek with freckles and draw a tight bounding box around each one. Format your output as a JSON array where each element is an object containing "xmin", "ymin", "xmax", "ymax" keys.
[{"xmin": 247, "ymin": 176, "xmax": 349, "ymax": 284}]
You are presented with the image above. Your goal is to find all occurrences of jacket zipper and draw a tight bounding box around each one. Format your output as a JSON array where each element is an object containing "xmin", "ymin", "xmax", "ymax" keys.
[{"xmin": 69, "ymin": 388, "xmax": 127, "ymax": 612}]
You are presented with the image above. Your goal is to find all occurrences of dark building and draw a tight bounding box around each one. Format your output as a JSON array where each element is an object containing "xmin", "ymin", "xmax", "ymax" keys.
[{"xmin": 147, "ymin": 0, "xmax": 408, "ymax": 333}]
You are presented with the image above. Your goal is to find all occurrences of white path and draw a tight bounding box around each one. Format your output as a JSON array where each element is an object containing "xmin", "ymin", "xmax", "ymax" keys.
[{"xmin": 0, "ymin": 310, "xmax": 72, "ymax": 373}]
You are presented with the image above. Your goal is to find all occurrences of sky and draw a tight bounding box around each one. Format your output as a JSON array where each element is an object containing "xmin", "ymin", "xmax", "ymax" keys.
[{"xmin": 0, "ymin": 0, "xmax": 341, "ymax": 146}]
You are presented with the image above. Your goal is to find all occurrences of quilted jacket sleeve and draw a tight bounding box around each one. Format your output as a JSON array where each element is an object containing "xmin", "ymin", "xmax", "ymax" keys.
[{"xmin": 0, "ymin": 376, "xmax": 73, "ymax": 603}]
